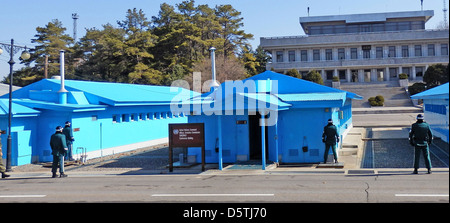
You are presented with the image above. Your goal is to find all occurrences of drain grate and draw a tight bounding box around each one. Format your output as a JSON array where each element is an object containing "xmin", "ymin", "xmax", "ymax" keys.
[
  {"xmin": 362, "ymin": 140, "xmax": 374, "ymax": 168},
  {"xmin": 347, "ymin": 170, "xmax": 375, "ymax": 175}
]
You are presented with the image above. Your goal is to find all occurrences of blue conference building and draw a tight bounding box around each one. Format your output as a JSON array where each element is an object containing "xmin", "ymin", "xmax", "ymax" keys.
[
  {"xmin": 0, "ymin": 78, "xmax": 196, "ymax": 166},
  {"xmin": 175, "ymin": 71, "xmax": 362, "ymax": 169},
  {"xmin": 411, "ymin": 83, "xmax": 449, "ymax": 143}
]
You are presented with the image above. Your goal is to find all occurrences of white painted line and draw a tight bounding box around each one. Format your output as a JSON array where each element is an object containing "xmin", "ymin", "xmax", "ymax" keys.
[
  {"xmin": 0, "ymin": 195, "xmax": 47, "ymax": 198},
  {"xmin": 152, "ymin": 194, "xmax": 274, "ymax": 197},
  {"xmin": 395, "ymin": 194, "xmax": 449, "ymax": 197}
]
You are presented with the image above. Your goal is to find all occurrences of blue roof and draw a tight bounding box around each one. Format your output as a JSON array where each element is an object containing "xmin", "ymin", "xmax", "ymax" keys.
[
  {"xmin": 0, "ymin": 99, "xmax": 40, "ymax": 117},
  {"xmin": 276, "ymin": 92, "xmax": 347, "ymax": 102},
  {"xmin": 48, "ymin": 79, "xmax": 199, "ymax": 105},
  {"xmin": 179, "ymin": 71, "xmax": 359, "ymax": 112},
  {"xmin": 411, "ymin": 83, "xmax": 449, "ymax": 100},
  {"xmin": 245, "ymin": 71, "xmax": 362, "ymax": 100},
  {"xmin": 4, "ymin": 79, "xmax": 199, "ymax": 106}
]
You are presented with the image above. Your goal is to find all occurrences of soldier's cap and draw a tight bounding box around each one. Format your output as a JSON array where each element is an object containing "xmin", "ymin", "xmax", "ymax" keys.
[
  {"xmin": 56, "ymin": 126, "xmax": 63, "ymax": 131},
  {"xmin": 65, "ymin": 121, "xmax": 71, "ymax": 125},
  {"xmin": 417, "ymin": 114, "xmax": 424, "ymax": 120},
  {"xmin": 328, "ymin": 119, "xmax": 333, "ymax": 123}
]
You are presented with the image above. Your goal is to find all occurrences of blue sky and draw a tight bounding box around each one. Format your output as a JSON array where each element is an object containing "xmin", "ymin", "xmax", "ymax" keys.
[{"xmin": 0, "ymin": 0, "xmax": 448, "ymax": 79}]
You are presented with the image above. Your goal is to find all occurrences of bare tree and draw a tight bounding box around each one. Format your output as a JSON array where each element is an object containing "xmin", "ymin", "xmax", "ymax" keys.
[{"xmin": 184, "ymin": 54, "xmax": 247, "ymax": 92}]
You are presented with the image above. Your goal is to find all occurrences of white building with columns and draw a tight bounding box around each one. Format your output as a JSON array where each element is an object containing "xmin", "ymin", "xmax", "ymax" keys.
[{"xmin": 260, "ymin": 10, "xmax": 449, "ymax": 83}]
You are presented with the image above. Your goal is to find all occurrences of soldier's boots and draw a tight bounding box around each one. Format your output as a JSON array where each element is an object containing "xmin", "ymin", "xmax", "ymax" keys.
[
  {"xmin": 1, "ymin": 172, "xmax": 10, "ymax": 178},
  {"xmin": 52, "ymin": 173, "xmax": 68, "ymax": 178},
  {"xmin": 412, "ymin": 169, "xmax": 432, "ymax": 174}
]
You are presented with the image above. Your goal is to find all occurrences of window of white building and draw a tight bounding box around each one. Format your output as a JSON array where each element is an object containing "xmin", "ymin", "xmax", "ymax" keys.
[
  {"xmin": 376, "ymin": 47, "xmax": 383, "ymax": 58},
  {"xmin": 441, "ymin": 44, "xmax": 448, "ymax": 56},
  {"xmin": 276, "ymin": 51, "xmax": 284, "ymax": 62},
  {"xmin": 313, "ymin": 49, "xmax": 320, "ymax": 61},
  {"xmin": 301, "ymin": 50, "xmax": 308, "ymax": 61},
  {"xmin": 350, "ymin": 48, "xmax": 357, "ymax": 59},
  {"xmin": 288, "ymin": 50, "xmax": 296, "ymax": 62},
  {"xmin": 402, "ymin": 45, "xmax": 409, "ymax": 57},
  {"xmin": 388, "ymin": 46, "xmax": 396, "ymax": 57},
  {"xmin": 428, "ymin": 44, "xmax": 435, "ymax": 56},
  {"xmin": 338, "ymin": 48, "xmax": 345, "ymax": 60},
  {"xmin": 325, "ymin": 49, "xmax": 333, "ymax": 61},
  {"xmin": 415, "ymin": 45, "xmax": 422, "ymax": 57}
]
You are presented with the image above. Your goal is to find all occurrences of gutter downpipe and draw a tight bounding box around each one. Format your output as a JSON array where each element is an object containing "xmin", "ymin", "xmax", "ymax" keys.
[{"xmin": 58, "ymin": 50, "xmax": 68, "ymax": 104}]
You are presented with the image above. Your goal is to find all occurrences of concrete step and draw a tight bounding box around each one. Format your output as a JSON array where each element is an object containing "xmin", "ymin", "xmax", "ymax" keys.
[
  {"xmin": 341, "ymin": 82, "xmax": 414, "ymax": 108},
  {"xmin": 352, "ymin": 106, "xmax": 422, "ymax": 114},
  {"xmin": 339, "ymin": 148, "xmax": 358, "ymax": 156},
  {"xmin": 340, "ymin": 128, "xmax": 364, "ymax": 156}
]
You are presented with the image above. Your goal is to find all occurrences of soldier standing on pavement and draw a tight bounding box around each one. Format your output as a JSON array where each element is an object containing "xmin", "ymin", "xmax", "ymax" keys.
[
  {"xmin": 50, "ymin": 126, "xmax": 68, "ymax": 178},
  {"xmin": 409, "ymin": 114, "xmax": 433, "ymax": 174},
  {"xmin": 63, "ymin": 121, "xmax": 75, "ymax": 161},
  {"xmin": 322, "ymin": 119, "xmax": 339, "ymax": 164},
  {"xmin": 0, "ymin": 131, "xmax": 10, "ymax": 179}
]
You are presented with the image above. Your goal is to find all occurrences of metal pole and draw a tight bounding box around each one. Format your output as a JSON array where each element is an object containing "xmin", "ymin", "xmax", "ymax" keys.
[
  {"xmin": 6, "ymin": 39, "xmax": 15, "ymax": 172},
  {"xmin": 218, "ymin": 115, "xmax": 223, "ymax": 170},
  {"xmin": 260, "ymin": 114, "xmax": 266, "ymax": 171}
]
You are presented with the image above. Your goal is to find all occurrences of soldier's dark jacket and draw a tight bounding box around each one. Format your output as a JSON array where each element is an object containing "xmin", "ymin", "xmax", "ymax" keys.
[
  {"xmin": 409, "ymin": 121, "xmax": 433, "ymax": 146},
  {"xmin": 50, "ymin": 132, "xmax": 68, "ymax": 156},
  {"xmin": 322, "ymin": 124, "xmax": 339, "ymax": 144}
]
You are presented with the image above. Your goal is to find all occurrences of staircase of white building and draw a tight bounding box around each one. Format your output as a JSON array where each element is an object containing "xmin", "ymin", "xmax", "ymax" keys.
[{"xmin": 340, "ymin": 81, "xmax": 415, "ymax": 108}]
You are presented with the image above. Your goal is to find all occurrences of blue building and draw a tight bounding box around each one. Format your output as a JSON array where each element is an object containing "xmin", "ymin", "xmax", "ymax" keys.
[
  {"xmin": 411, "ymin": 83, "xmax": 449, "ymax": 143},
  {"xmin": 0, "ymin": 78, "xmax": 196, "ymax": 166},
  {"xmin": 175, "ymin": 71, "xmax": 362, "ymax": 169}
]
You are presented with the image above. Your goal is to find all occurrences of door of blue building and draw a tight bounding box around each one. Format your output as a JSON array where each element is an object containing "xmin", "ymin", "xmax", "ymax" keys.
[{"xmin": 248, "ymin": 114, "xmax": 268, "ymax": 160}]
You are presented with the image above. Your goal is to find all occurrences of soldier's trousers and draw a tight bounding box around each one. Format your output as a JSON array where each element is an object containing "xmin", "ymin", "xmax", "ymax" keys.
[
  {"xmin": 0, "ymin": 160, "xmax": 6, "ymax": 173},
  {"xmin": 414, "ymin": 145, "xmax": 432, "ymax": 170},
  {"xmin": 52, "ymin": 154, "xmax": 65, "ymax": 174},
  {"xmin": 324, "ymin": 143, "xmax": 338, "ymax": 163}
]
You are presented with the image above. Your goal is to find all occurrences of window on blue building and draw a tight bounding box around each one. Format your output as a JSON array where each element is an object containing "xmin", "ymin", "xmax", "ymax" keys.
[
  {"xmin": 425, "ymin": 104, "xmax": 446, "ymax": 115},
  {"xmin": 113, "ymin": 115, "xmax": 119, "ymax": 123}
]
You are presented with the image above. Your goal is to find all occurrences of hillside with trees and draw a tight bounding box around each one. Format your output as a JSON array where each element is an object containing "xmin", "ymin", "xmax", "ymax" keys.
[{"xmin": 3, "ymin": 0, "xmax": 270, "ymax": 89}]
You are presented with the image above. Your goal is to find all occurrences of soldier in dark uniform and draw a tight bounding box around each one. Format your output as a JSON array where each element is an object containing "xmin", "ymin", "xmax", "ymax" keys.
[
  {"xmin": 63, "ymin": 121, "xmax": 75, "ymax": 161},
  {"xmin": 409, "ymin": 114, "xmax": 433, "ymax": 174},
  {"xmin": 322, "ymin": 119, "xmax": 339, "ymax": 163},
  {"xmin": 0, "ymin": 131, "xmax": 10, "ymax": 179},
  {"xmin": 50, "ymin": 126, "xmax": 68, "ymax": 178}
]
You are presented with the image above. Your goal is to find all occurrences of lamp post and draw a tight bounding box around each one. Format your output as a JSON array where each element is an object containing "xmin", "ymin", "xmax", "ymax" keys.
[{"xmin": 0, "ymin": 39, "xmax": 30, "ymax": 171}]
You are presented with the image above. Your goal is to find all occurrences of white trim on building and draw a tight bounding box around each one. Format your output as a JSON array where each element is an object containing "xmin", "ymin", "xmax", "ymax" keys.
[{"xmin": 261, "ymin": 10, "xmax": 449, "ymax": 83}]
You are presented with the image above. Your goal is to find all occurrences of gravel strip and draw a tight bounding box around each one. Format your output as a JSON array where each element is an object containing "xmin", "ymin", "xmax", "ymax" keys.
[{"xmin": 11, "ymin": 144, "xmax": 184, "ymax": 173}]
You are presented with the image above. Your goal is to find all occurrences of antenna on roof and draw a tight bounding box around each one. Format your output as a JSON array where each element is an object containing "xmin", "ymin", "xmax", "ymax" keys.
[
  {"xmin": 421, "ymin": 0, "xmax": 423, "ymax": 11},
  {"xmin": 72, "ymin": 13, "xmax": 79, "ymax": 43},
  {"xmin": 444, "ymin": 0, "xmax": 448, "ymax": 28},
  {"xmin": 307, "ymin": 7, "xmax": 310, "ymax": 16}
]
